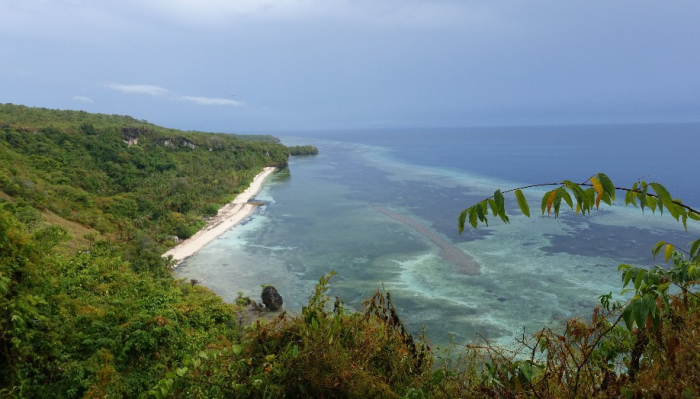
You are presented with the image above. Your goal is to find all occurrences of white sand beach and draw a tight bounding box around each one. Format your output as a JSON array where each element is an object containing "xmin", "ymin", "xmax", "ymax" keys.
[{"xmin": 163, "ymin": 167, "xmax": 276, "ymax": 267}]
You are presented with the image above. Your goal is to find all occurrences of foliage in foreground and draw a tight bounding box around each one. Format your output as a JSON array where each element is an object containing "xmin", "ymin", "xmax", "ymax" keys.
[
  {"xmin": 150, "ymin": 272, "xmax": 439, "ymax": 398},
  {"xmin": 152, "ymin": 252, "xmax": 700, "ymax": 398},
  {"xmin": 454, "ymin": 173, "xmax": 700, "ymax": 398},
  {"xmin": 0, "ymin": 204, "xmax": 243, "ymax": 397}
]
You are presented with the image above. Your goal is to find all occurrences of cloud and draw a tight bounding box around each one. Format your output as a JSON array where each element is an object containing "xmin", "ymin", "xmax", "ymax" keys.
[
  {"xmin": 179, "ymin": 96, "xmax": 246, "ymax": 106},
  {"xmin": 72, "ymin": 95, "xmax": 93, "ymax": 103},
  {"xmin": 106, "ymin": 82, "xmax": 246, "ymax": 107},
  {"xmin": 106, "ymin": 83, "xmax": 170, "ymax": 96}
]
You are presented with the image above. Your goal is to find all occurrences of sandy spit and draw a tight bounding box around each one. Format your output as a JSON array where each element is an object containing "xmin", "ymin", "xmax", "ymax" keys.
[{"xmin": 163, "ymin": 167, "xmax": 277, "ymax": 267}]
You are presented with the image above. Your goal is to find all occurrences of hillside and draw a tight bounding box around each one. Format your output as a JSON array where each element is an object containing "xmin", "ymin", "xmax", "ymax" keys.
[
  {"xmin": 0, "ymin": 104, "xmax": 289, "ymax": 396},
  {"xmin": 0, "ymin": 104, "xmax": 288, "ymax": 260}
]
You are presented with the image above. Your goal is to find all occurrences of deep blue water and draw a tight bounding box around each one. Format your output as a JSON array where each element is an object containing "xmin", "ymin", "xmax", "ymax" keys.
[
  {"xmin": 276, "ymin": 124, "xmax": 700, "ymax": 206},
  {"xmin": 175, "ymin": 124, "xmax": 700, "ymax": 347}
]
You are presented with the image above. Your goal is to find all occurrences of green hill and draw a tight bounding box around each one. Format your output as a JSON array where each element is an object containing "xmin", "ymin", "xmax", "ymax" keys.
[
  {"xmin": 0, "ymin": 104, "xmax": 289, "ymax": 396},
  {"xmin": 0, "ymin": 104, "xmax": 288, "ymax": 260}
]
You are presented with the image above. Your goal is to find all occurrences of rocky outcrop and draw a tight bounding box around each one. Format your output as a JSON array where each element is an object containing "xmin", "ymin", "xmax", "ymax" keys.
[{"xmin": 261, "ymin": 286, "xmax": 284, "ymax": 311}]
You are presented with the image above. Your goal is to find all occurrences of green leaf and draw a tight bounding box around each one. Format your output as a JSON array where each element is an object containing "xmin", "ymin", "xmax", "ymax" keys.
[
  {"xmin": 617, "ymin": 263, "xmax": 632, "ymax": 272},
  {"xmin": 563, "ymin": 180, "xmax": 586, "ymax": 214},
  {"xmin": 476, "ymin": 202, "xmax": 488, "ymax": 227},
  {"xmin": 480, "ymin": 200, "xmax": 490, "ymax": 219},
  {"xmin": 514, "ymin": 189, "xmax": 531, "ymax": 218},
  {"xmin": 667, "ymin": 203, "xmax": 680, "ymax": 220},
  {"xmin": 650, "ymin": 182, "xmax": 672, "ymax": 204},
  {"xmin": 431, "ymin": 369, "xmax": 445, "ymax": 385},
  {"xmin": 651, "ymin": 241, "xmax": 665, "ymax": 259},
  {"xmin": 494, "ymin": 189, "xmax": 505, "ymax": 213},
  {"xmin": 689, "ymin": 238, "xmax": 700, "ymax": 259},
  {"xmin": 583, "ymin": 188, "xmax": 596, "ymax": 214},
  {"xmin": 689, "ymin": 212, "xmax": 700, "ymax": 221},
  {"xmin": 553, "ymin": 188, "xmax": 564, "ymax": 218},
  {"xmin": 651, "ymin": 182, "xmax": 679, "ymax": 220},
  {"xmin": 646, "ymin": 196, "xmax": 657, "ymax": 213},
  {"xmin": 664, "ymin": 243, "xmax": 674, "ymax": 263},
  {"xmin": 625, "ymin": 186, "xmax": 637, "ymax": 207},
  {"xmin": 468, "ymin": 207, "xmax": 478, "ymax": 229},
  {"xmin": 621, "ymin": 267, "xmax": 634, "ymax": 288},
  {"xmin": 494, "ymin": 190, "xmax": 509, "ymax": 224},
  {"xmin": 541, "ymin": 190, "xmax": 551, "ymax": 215},
  {"xmin": 635, "ymin": 296, "xmax": 649, "ymax": 330},
  {"xmin": 596, "ymin": 173, "xmax": 616, "ymax": 201},
  {"xmin": 488, "ymin": 199, "xmax": 499, "ymax": 217},
  {"xmin": 518, "ymin": 361, "xmax": 543, "ymax": 383},
  {"xmin": 639, "ymin": 182, "xmax": 649, "ymax": 213},
  {"xmin": 623, "ymin": 190, "xmax": 632, "ymax": 206},
  {"xmin": 622, "ymin": 302, "xmax": 635, "ymax": 331},
  {"xmin": 644, "ymin": 293, "xmax": 657, "ymax": 317},
  {"xmin": 458, "ymin": 209, "xmax": 468, "ymax": 234},
  {"xmin": 679, "ymin": 206, "xmax": 688, "ymax": 231},
  {"xmin": 561, "ymin": 189, "xmax": 573, "ymax": 210}
]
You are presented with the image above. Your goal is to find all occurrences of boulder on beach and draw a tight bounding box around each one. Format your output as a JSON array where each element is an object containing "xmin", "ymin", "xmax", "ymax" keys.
[{"xmin": 261, "ymin": 286, "xmax": 284, "ymax": 311}]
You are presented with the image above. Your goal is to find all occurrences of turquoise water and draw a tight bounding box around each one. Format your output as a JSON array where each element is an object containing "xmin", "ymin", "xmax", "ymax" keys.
[{"xmin": 174, "ymin": 125, "xmax": 700, "ymax": 346}]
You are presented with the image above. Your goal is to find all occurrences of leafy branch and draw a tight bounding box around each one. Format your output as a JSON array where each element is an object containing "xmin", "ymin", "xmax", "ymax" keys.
[
  {"xmin": 458, "ymin": 173, "xmax": 700, "ymax": 260},
  {"xmin": 456, "ymin": 172, "xmax": 700, "ymax": 396}
]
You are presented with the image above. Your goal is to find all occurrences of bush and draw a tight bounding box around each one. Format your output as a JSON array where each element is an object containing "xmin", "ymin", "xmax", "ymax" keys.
[{"xmin": 155, "ymin": 273, "xmax": 435, "ymax": 398}]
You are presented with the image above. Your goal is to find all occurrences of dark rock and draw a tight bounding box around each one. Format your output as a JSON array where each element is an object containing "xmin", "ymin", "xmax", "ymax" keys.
[
  {"xmin": 261, "ymin": 286, "xmax": 284, "ymax": 311},
  {"xmin": 497, "ymin": 297, "xmax": 507, "ymax": 302}
]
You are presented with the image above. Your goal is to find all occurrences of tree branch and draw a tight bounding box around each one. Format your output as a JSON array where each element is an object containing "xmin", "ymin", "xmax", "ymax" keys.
[{"xmin": 477, "ymin": 181, "xmax": 699, "ymax": 216}]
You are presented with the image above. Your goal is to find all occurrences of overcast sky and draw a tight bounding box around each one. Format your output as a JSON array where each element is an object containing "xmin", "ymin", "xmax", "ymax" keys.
[{"xmin": 1, "ymin": 1, "xmax": 699, "ymax": 132}]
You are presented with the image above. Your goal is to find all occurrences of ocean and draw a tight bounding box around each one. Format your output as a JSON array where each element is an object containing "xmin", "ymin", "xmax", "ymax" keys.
[{"xmin": 174, "ymin": 124, "xmax": 700, "ymax": 347}]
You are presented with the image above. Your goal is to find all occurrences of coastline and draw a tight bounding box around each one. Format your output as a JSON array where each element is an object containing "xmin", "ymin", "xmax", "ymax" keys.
[{"xmin": 163, "ymin": 167, "xmax": 277, "ymax": 267}]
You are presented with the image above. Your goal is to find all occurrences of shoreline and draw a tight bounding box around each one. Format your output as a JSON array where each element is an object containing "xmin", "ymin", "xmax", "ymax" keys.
[{"xmin": 163, "ymin": 167, "xmax": 277, "ymax": 267}]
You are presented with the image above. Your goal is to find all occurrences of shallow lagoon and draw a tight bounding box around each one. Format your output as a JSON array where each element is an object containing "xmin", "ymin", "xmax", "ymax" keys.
[{"xmin": 174, "ymin": 125, "xmax": 700, "ymax": 346}]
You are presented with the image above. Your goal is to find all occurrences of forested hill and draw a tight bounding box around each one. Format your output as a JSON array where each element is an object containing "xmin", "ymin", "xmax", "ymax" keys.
[
  {"xmin": 0, "ymin": 103, "xmax": 288, "ymax": 257},
  {"xmin": 0, "ymin": 104, "xmax": 288, "ymax": 396}
]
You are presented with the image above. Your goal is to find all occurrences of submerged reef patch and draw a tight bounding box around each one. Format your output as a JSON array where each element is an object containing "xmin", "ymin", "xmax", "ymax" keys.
[{"xmin": 373, "ymin": 206, "xmax": 480, "ymax": 275}]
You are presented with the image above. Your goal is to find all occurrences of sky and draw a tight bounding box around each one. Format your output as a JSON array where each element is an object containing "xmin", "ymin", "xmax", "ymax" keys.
[{"xmin": 1, "ymin": 0, "xmax": 699, "ymax": 132}]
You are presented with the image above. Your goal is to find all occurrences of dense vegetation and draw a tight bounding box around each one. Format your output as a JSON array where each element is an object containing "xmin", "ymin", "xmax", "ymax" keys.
[
  {"xmin": 0, "ymin": 104, "xmax": 288, "ymax": 260},
  {"xmin": 1, "ymin": 105, "xmax": 698, "ymax": 397},
  {"xmin": 287, "ymin": 145, "xmax": 319, "ymax": 156},
  {"xmin": 0, "ymin": 104, "xmax": 288, "ymax": 396},
  {"xmin": 455, "ymin": 174, "xmax": 700, "ymax": 397}
]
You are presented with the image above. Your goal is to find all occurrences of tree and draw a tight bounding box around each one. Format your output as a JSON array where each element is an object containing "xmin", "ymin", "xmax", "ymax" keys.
[{"xmin": 457, "ymin": 173, "xmax": 700, "ymax": 397}]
